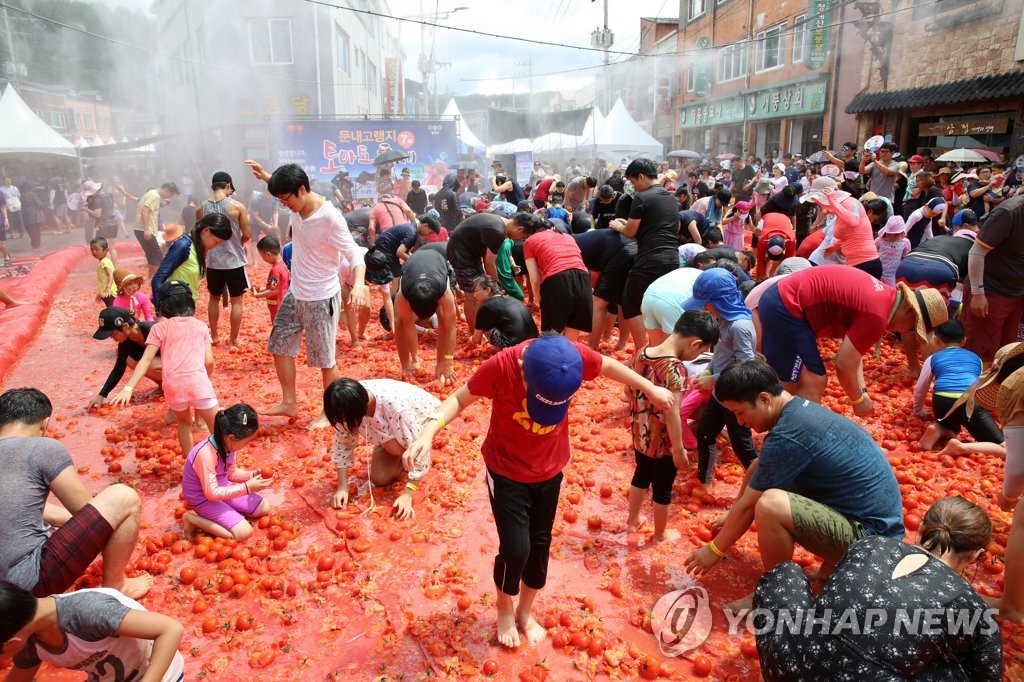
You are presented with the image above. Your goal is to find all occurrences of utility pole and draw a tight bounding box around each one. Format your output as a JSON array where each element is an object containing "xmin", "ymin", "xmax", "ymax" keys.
[
  {"xmin": 1, "ymin": 3, "xmax": 24, "ymax": 84},
  {"xmin": 590, "ymin": 0, "xmax": 614, "ymax": 112}
]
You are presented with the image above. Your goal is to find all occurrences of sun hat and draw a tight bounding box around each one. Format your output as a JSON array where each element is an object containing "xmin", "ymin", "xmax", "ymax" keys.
[
  {"xmin": 936, "ymin": 166, "xmax": 954, "ymax": 176},
  {"xmin": 880, "ymin": 215, "xmax": 908, "ymax": 235},
  {"xmin": 112, "ymin": 269, "xmax": 141, "ymax": 293},
  {"xmin": 735, "ymin": 200, "xmax": 752, "ymax": 216},
  {"xmin": 753, "ymin": 178, "xmax": 773, "ymax": 194},
  {"xmin": 162, "ymin": 224, "xmax": 184, "ymax": 242},
  {"xmin": 522, "ymin": 335, "xmax": 584, "ymax": 426},
  {"xmin": 820, "ymin": 164, "xmax": 841, "ymax": 178},
  {"xmin": 775, "ymin": 257, "xmax": 812, "ymax": 275},
  {"xmin": 945, "ymin": 342, "xmax": 1024, "ymax": 421},
  {"xmin": 908, "ymin": 154, "xmax": 925, "ymax": 163},
  {"xmin": 800, "ymin": 176, "xmax": 850, "ymax": 205},
  {"xmin": 896, "ymin": 283, "xmax": 948, "ymax": 345},
  {"xmin": 681, "ymin": 267, "xmax": 752, "ymax": 322},
  {"xmin": 81, "ymin": 180, "xmax": 102, "ymax": 197},
  {"xmin": 93, "ymin": 307, "xmax": 133, "ymax": 340}
]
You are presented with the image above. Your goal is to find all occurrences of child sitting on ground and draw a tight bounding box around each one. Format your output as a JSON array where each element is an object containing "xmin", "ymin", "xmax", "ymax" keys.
[
  {"xmin": 364, "ymin": 246, "xmax": 396, "ymax": 336},
  {"xmin": 181, "ymin": 403, "xmax": 272, "ymax": 539},
  {"xmin": 626, "ymin": 309, "xmax": 719, "ymax": 543},
  {"xmin": 0, "ymin": 580, "xmax": 185, "ymax": 681},
  {"xmin": 249, "ymin": 235, "xmax": 290, "ymax": 322},
  {"xmin": 914, "ymin": 320, "xmax": 1004, "ymax": 450},
  {"xmin": 90, "ymin": 236, "xmax": 117, "ymax": 307},
  {"xmin": 111, "ymin": 269, "xmax": 154, "ymax": 322},
  {"xmin": 111, "ymin": 281, "xmax": 218, "ymax": 454}
]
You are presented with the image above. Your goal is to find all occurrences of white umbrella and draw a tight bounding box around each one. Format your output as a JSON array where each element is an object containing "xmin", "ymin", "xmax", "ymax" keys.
[{"xmin": 935, "ymin": 148, "xmax": 987, "ymax": 163}]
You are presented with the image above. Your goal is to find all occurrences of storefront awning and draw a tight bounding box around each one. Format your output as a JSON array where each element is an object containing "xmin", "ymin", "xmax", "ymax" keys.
[{"xmin": 845, "ymin": 71, "xmax": 1024, "ymax": 114}]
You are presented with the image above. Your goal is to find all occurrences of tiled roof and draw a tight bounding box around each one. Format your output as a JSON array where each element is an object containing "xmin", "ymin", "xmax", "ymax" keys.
[{"xmin": 845, "ymin": 71, "xmax": 1024, "ymax": 113}]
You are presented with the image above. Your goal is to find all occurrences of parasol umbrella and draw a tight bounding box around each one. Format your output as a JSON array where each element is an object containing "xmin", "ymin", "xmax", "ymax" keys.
[
  {"xmin": 808, "ymin": 151, "xmax": 829, "ymax": 163},
  {"xmin": 715, "ymin": 152, "xmax": 738, "ymax": 161},
  {"xmin": 935, "ymin": 148, "xmax": 987, "ymax": 164},
  {"xmin": 372, "ymin": 149, "xmax": 411, "ymax": 166},
  {"xmin": 667, "ymin": 149, "xmax": 702, "ymax": 159},
  {"xmin": 969, "ymin": 148, "xmax": 1004, "ymax": 163}
]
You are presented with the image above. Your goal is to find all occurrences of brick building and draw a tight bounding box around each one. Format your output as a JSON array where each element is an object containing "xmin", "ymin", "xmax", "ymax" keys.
[
  {"xmin": 672, "ymin": 0, "xmax": 860, "ymax": 159},
  {"xmin": 845, "ymin": 0, "xmax": 1024, "ymax": 161}
]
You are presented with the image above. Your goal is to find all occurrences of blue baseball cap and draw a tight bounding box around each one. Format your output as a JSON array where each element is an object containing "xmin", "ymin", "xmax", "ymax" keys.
[
  {"xmin": 681, "ymin": 267, "xmax": 752, "ymax": 321},
  {"xmin": 766, "ymin": 235, "xmax": 788, "ymax": 260},
  {"xmin": 522, "ymin": 336, "xmax": 584, "ymax": 426}
]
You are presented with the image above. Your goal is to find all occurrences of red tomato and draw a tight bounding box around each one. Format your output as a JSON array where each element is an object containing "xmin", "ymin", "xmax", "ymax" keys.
[
  {"xmin": 317, "ymin": 555, "xmax": 336, "ymax": 572},
  {"xmin": 107, "ymin": 462, "xmax": 122, "ymax": 474},
  {"xmin": 563, "ymin": 509, "xmax": 579, "ymax": 524},
  {"xmin": 587, "ymin": 516, "xmax": 602, "ymax": 530},
  {"xmin": 551, "ymin": 631, "xmax": 569, "ymax": 648},
  {"xmin": 570, "ymin": 631, "xmax": 591, "ymax": 650},
  {"xmin": 588, "ymin": 637, "xmax": 607, "ymax": 656},
  {"xmin": 457, "ymin": 595, "xmax": 472, "ymax": 610},
  {"xmin": 599, "ymin": 484, "xmax": 613, "ymax": 498},
  {"xmin": 905, "ymin": 513, "xmax": 922, "ymax": 531},
  {"xmin": 692, "ymin": 655, "xmax": 713, "ymax": 676},
  {"xmin": 482, "ymin": 659, "xmax": 499, "ymax": 675},
  {"xmin": 201, "ymin": 616, "xmax": 219, "ymax": 634},
  {"xmin": 179, "ymin": 567, "xmax": 197, "ymax": 585},
  {"xmin": 639, "ymin": 656, "xmax": 661, "ymax": 680},
  {"xmin": 260, "ymin": 466, "xmax": 275, "ymax": 479},
  {"xmin": 235, "ymin": 613, "xmax": 254, "ymax": 631},
  {"xmin": 740, "ymin": 638, "xmax": 759, "ymax": 658}
]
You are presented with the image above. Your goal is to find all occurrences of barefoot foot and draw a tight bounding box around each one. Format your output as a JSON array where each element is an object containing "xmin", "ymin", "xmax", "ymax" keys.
[
  {"xmin": 261, "ymin": 402, "xmax": 299, "ymax": 418},
  {"xmin": 653, "ymin": 528, "xmax": 681, "ymax": 544},
  {"xmin": 307, "ymin": 412, "xmax": 331, "ymax": 430},
  {"xmin": 626, "ymin": 515, "xmax": 648, "ymax": 534},
  {"xmin": 515, "ymin": 613, "xmax": 546, "ymax": 645},
  {"xmin": 119, "ymin": 573, "xmax": 154, "ymax": 600},
  {"xmin": 496, "ymin": 608, "xmax": 520, "ymax": 648}
]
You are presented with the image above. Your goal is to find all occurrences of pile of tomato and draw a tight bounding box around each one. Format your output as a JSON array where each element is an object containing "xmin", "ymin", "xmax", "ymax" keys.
[{"xmin": 2, "ymin": 255, "xmax": 1024, "ymax": 680}]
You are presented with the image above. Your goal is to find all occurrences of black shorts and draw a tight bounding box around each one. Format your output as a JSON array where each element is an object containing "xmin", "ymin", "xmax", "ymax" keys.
[
  {"xmin": 622, "ymin": 262, "xmax": 676, "ymax": 319},
  {"xmin": 453, "ymin": 263, "xmax": 483, "ymax": 293},
  {"xmin": 933, "ymin": 394, "xmax": 1004, "ymax": 444},
  {"xmin": 853, "ymin": 258, "xmax": 883, "ymax": 279},
  {"xmin": 134, "ymin": 230, "xmax": 163, "ymax": 265},
  {"xmin": 206, "ymin": 266, "xmax": 250, "ymax": 297},
  {"xmin": 540, "ymin": 269, "xmax": 593, "ymax": 332},
  {"xmin": 630, "ymin": 450, "xmax": 678, "ymax": 505},
  {"xmin": 97, "ymin": 220, "xmax": 118, "ymax": 239}
]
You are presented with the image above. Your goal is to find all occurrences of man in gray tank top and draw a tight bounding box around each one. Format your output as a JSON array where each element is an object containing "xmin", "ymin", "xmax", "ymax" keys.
[{"xmin": 197, "ymin": 171, "xmax": 251, "ymax": 345}]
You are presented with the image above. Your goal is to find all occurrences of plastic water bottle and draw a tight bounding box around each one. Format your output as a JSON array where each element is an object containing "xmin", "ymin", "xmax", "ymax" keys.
[{"xmin": 408, "ymin": 450, "xmax": 431, "ymax": 481}]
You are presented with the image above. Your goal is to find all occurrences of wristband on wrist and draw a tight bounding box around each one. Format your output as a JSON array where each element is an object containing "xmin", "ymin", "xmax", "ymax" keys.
[
  {"xmin": 708, "ymin": 540, "xmax": 727, "ymax": 558},
  {"xmin": 406, "ymin": 482, "xmax": 417, "ymax": 492},
  {"xmin": 428, "ymin": 412, "xmax": 445, "ymax": 429},
  {"xmin": 851, "ymin": 393, "xmax": 866, "ymax": 406},
  {"xmin": 443, "ymin": 354, "xmax": 454, "ymax": 360},
  {"xmin": 122, "ymin": 385, "xmax": 133, "ymax": 393}
]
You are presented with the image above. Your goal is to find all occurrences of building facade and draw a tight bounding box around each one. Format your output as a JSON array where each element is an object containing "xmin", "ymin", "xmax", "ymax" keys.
[
  {"xmin": 13, "ymin": 83, "xmax": 117, "ymax": 144},
  {"xmin": 845, "ymin": 0, "xmax": 1024, "ymax": 161},
  {"xmin": 152, "ymin": 0, "xmax": 400, "ymax": 171}
]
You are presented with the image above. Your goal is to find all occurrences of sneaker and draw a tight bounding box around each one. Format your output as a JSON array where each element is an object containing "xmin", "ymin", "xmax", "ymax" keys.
[
  {"xmin": 379, "ymin": 306, "xmax": 391, "ymax": 332},
  {"xmin": 3, "ymin": 257, "xmax": 11, "ymax": 267}
]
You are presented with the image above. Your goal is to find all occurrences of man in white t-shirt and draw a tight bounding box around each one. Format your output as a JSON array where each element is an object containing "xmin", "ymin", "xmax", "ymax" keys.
[{"xmin": 246, "ymin": 161, "xmax": 369, "ymax": 429}]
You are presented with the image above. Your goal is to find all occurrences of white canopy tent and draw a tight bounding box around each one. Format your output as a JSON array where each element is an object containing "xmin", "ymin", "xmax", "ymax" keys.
[
  {"xmin": 442, "ymin": 98, "xmax": 486, "ymax": 153},
  {"xmin": 0, "ymin": 85, "xmax": 78, "ymax": 157},
  {"xmin": 591, "ymin": 98, "xmax": 664, "ymax": 159},
  {"xmin": 486, "ymin": 138, "xmax": 534, "ymax": 156}
]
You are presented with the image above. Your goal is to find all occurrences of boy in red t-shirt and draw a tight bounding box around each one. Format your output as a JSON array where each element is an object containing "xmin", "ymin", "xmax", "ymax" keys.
[
  {"xmin": 250, "ymin": 235, "xmax": 290, "ymax": 322},
  {"xmin": 406, "ymin": 334, "xmax": 674, "ymax": 649}
]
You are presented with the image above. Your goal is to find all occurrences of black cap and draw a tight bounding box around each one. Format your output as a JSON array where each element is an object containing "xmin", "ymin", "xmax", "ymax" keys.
[
  {"xmin": 159, "ymin": 280, "xmax": 193, "ymax": 301},
  {"xmin": 94, "ymin": 307, "xmax": 133, "ymax": 340},
  {"xmin": 211, "ymin": 171, "xmax": 233, "ymax": 186}
]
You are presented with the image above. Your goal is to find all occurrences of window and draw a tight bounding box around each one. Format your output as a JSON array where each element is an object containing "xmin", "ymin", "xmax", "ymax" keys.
[
  {"xmin": 248, "ymin": 18, "xmax": 293, "ymax": 65},
  {"xmin": 756, "ymin": 25, "xmax": 785, "ymax": 72},
  {"xmin": 716, "ymin": 42, "xmax": 748, "ymax": 82},
  {"xmin": 792, "ymin": 14, "xmax": 807, "ymax": 63},
  {"xmin": 368, "ymin": 61, "xmax": 378, "ymax": 94},
  {"xmin": 50, "ymin": 111, "xmax": 65, "ymax": 128},
  {"xmin": 689, "ymin": 0, "xmax": 706, "ymax": 20},
  {"xmin": 336, "ymin": 27, "xmax": 349, "ymax": 73},
  {"xmin": 686, "ymin": 66, "xmax": 695, "ymax": 92}
]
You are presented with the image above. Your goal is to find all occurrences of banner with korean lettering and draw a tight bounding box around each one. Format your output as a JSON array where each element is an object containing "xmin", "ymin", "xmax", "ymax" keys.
[
  {"xmin": 270, "ymin": 120, "xmax": 457, "ymax": 199},
  {"xmin": 806, "ymin": 0, "xmax": 832, "ymax": 70},
  {"xmin": 385, "ymin": 58, "xmax": 403, "ymax": 115}
]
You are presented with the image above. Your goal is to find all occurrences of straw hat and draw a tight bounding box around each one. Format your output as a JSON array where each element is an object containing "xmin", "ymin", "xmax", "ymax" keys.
[
  {"xmin": 112, "ymin": 269, "xmax": 141, "ymax": 293},
  {"xmin": 162, "ymin": 224, "xmax": 184, "ymax": 242},
  {"xmin": 944, "ymin": 342, "xmax": 1024, "ymax": 421},
  {"xmin": 896, "ymin": 283, "xmax": 948, "ymax": 345}
]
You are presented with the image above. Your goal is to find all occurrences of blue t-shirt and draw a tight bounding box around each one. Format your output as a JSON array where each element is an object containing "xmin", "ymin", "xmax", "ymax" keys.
[
  {"xmin": 931, "ymin": 346, "xmax": 983, "ymax": 395},
  {"xmin": 282, "ymin": 242, "xmax": 293, "ymax": 270},
  {"xmin": 749, "ymin": 398, "xmax": 904, "ymax": 538},
  {"xmin": 374, "ymin": 223, "xmax": 418, "ymax": 261}
]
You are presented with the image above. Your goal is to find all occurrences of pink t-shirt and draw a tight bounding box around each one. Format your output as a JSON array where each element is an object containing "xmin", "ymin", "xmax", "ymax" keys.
[
  {"xmin": 111, "ymin": 291, "xmax": 154, "ymax": 322},
  {"xmin": 146, "ymin": 317, "xmax": 215, "ymax": 405},
  {"xmin": 522, "ymin": 229, "xmax": 586, "ymax": 284}
]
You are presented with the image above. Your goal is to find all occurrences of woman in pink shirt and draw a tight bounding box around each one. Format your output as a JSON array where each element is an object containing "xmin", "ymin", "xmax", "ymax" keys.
[
  {"xmin": 512, "ymin": 213, "xmax": 592, "ymax": 339},
  {"xmin": 801, "ymin": 177, "xmax": 882, "ymax": 279}
]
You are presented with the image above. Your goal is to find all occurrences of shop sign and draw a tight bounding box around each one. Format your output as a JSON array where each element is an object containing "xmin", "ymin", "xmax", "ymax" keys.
[
  {"xmin": 745, "ymin": 79, "xmax": 828, "ymax": 121},
  {"xmin": 918, "ymin": 118, "xmax": 1008, "ymax": 137},
  {"xmin": 806, "ymin": 0, "xmax": 833, "ymax": 70},
  {"xmin": 694, "ymin": 38, "xmax": 712, "ymax": 98},
  {"xmin": 679, "ymin": 97, "xmax": 746, "ymax": 129}
]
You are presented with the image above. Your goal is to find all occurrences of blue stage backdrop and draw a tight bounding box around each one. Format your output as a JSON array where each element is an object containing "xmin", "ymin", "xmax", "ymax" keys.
[{"xmin": 270, "ymin": 120, "xmax": 458, "ymax": 198}]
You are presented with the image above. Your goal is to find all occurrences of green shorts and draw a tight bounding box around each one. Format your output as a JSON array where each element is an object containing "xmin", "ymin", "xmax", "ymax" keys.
[{"xmin": 788, "ymin": 492, "xmax": 866, "ymax": 561}]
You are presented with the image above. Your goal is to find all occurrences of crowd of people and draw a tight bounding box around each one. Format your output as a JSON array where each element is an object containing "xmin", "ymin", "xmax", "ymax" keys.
[{"xmin": 0, "ymin": 140, "xmax": 1022, "ymax": 679}]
